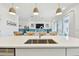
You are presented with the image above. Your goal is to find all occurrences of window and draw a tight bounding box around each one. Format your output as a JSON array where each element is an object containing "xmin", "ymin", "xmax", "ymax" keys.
[{"xmin": 63, "ymin": 15, "xmax": 69, "ymax": 36}]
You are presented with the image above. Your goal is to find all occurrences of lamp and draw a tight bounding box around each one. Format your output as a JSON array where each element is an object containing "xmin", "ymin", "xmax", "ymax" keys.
[
  {"xmin": 56, "ymin": 3, "xmax": 62, "ymax": 15},
  {"xmin": 9, "ymin": 3, "xmax": 16, "ymax": 15},
  {"xmin": 33, "ymin": 4, "xmax": 39, "ymax": 15}
]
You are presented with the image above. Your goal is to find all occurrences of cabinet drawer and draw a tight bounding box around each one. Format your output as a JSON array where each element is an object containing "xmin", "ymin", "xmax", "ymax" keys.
[
  {"xmin": 0, "ymin": 48, "xmax": 14, "ymax": 56},
  {"xmin": 16, "ymin": 48, "xmax": 65, "ymax": 56},
  {"xmin": 67, "ymin": 48, "xmax": 79, "ymax": 56}
]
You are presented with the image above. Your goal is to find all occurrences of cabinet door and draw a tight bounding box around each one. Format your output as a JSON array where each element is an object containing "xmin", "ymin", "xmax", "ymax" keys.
[
  {"xmin": 0, "ymin": 48, "xmax": 14, "ymax": 56},
  {"xmin": 16, "ymin": 48, "xmax": 65, "ymax": 56},
  {"xmin": 67, "ymin": 48, "xmax": 79, "ymax": 56}
]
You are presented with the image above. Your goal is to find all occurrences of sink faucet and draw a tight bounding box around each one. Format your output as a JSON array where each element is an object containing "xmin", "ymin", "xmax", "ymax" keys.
[
  {"xmin": 38, "ymin": 26, "xmax": 44, "ymax": 39},
  {"xmin": 39, "ymin": 32, "xmax": 42, "ymax": 39}
]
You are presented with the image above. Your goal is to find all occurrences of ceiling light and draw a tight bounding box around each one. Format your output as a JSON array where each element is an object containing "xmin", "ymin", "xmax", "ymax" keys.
[
  {"xmin": 9, "ymin": 4, "xmax": 16, "ymax": 15},
  {"xmin": 56, "ymin": 3, "xmax": 62, "ymax": 15},
  {"xmin": 33, "ymin": 7, "xmax": 39, "ymax": 15},
  {"xmin": 33, "ymin": 4, "xmax": 39, "ymax": 15},
  {"xmin": 56, "ymin": 8, "xmax": 62, "ymax": 15}
]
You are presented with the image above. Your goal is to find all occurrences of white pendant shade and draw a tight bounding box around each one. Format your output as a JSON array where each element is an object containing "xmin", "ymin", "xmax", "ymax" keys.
[
  {"xmin": 33, "ymin": 7, "xmax": 39, "ymax": 15},
  {"xmin": 9, "ymin": 5, "xmax": 16, "ymax": 15},
  {"xmin": 56, "ymin": 4, "xmax": 62, "ymax": 15}
]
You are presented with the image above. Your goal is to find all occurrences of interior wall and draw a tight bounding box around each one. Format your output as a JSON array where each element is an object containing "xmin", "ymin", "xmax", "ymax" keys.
[
  {"xmin": 19, "ymin": 16, "xmax": 52, "ymax": 29},
  {"xmin": 0, "ymin": 4, "xmax": 19, "ymax": 36},
  {"xmin": 74, "ymin": 5, "xmax": 79, "ymax": 38}
]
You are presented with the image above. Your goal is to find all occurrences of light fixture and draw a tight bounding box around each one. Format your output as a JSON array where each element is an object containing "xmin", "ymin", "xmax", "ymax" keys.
[
  {"xmin": 33, "ymin": 4, "xmax": 39, "ymax": 15},
  {"xmin": 56, "ymin": 3, "xmax": 62, "ymax": 15},
  {"xmin": 9, "ymin": 3, "xmax": 16, "ymax": 15}
]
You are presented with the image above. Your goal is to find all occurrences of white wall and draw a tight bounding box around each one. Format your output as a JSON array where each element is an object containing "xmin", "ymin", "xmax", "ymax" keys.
[
  {"xmin": 19, "ymin": 16, "xmax": 52, "ymax": 29},
  {"xmin": 74, "ymin": 5, "xmax": 79, "ymax": 38},
  {"xmin": 0, "ymin": 4, "xmax": 19, "ymax": 36}
]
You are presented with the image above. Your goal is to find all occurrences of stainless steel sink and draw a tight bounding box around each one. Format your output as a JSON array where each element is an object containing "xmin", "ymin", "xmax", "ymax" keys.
[{"xmin": 24, "ymin": 39, "xmax": 57, "ymax": 44}]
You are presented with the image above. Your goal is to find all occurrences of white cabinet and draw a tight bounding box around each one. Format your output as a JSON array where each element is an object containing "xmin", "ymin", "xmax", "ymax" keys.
[
  {"xmin": 16, "ymin": 48, "xmax": 65, "ymax": 56},
  {"xmin": 67, "ymin": 48, "xmax": 79, "ymax": 56}
]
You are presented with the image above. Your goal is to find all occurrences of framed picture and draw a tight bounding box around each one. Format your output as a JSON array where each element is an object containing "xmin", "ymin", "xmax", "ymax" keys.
[
  {"xmin": 31, "ymin": 24, "xmax": 34, "ymax": 27},
  {"xmin": 7, "ymin": 20, "xmax": 17, "ymax": 26}
]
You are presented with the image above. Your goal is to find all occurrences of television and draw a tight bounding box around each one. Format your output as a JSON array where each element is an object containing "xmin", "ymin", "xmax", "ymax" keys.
[{"xmin": 36, "ymin": 24, "xmax": 44, "ymax": 29}]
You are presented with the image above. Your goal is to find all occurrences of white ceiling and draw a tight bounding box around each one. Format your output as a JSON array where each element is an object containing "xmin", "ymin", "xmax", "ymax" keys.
[{"xmin": 1, "ymin": 3, "xmax": 76, "ymax": 20}]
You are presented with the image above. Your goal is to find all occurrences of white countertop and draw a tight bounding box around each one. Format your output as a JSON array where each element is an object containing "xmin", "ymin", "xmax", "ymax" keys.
[{"xmin": 0, "ymin": 36, "xmax": 79, "ymax": 48}]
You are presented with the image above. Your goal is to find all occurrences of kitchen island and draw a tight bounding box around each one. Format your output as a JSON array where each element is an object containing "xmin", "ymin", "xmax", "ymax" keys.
[{"xmin": 0, "ymin": 36, "xmax": 79, "ymax": 56}]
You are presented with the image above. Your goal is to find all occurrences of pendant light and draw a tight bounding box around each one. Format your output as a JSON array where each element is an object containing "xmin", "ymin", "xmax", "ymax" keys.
[
  {"xmin": 9, "ymin": 3, "xmax": 16, "ymax": 15},
  {"xmin": 56, "ymin": 3, "xmax": 62, "ymax": 15},
  {"xmin": 33, "ymin": 3, "xmax": 39, "ymax": 15}
]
